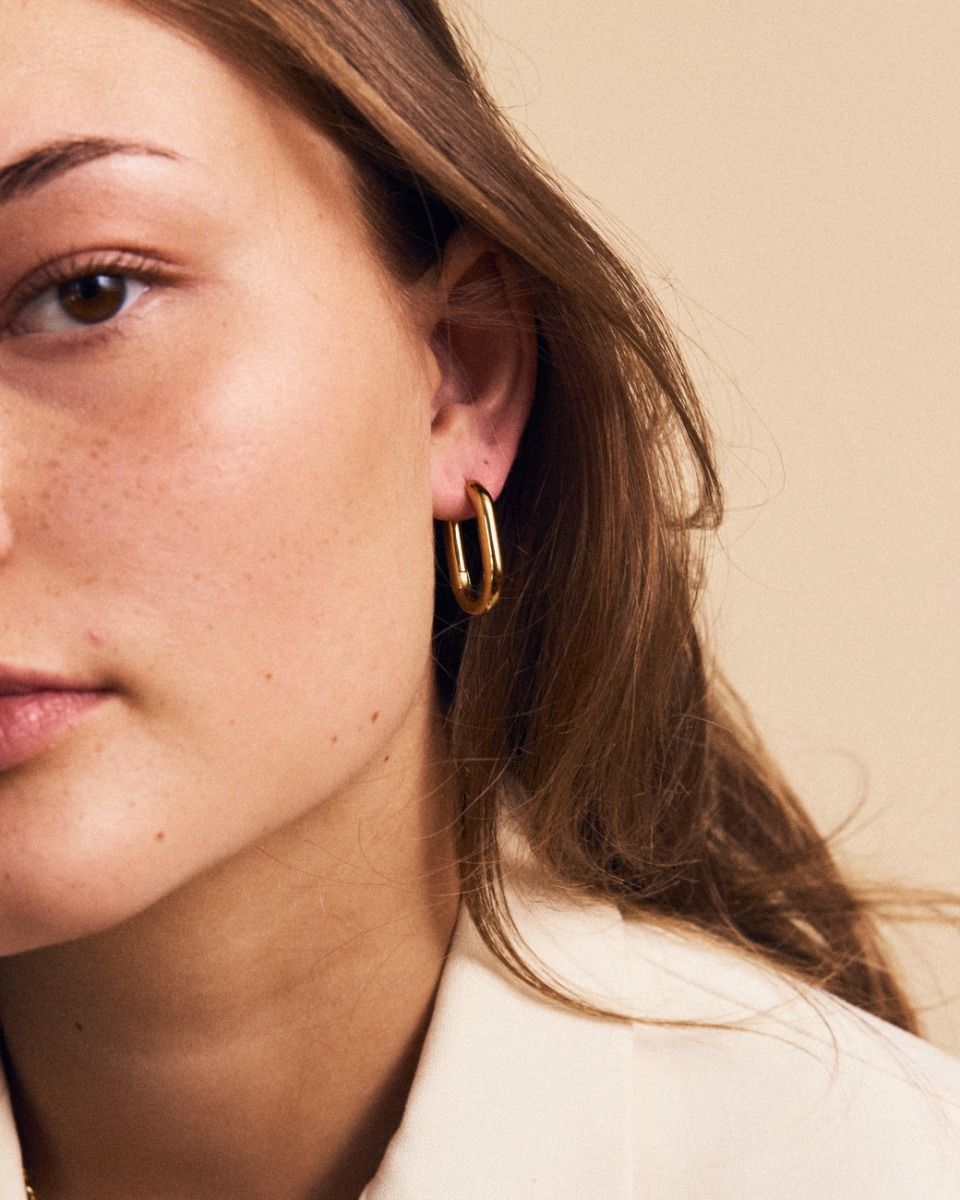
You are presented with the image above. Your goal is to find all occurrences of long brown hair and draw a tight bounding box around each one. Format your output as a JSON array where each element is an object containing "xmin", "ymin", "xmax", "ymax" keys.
[{"xmin": 127, "ymin": 0, "xmax": 919, "ymax": 1031}]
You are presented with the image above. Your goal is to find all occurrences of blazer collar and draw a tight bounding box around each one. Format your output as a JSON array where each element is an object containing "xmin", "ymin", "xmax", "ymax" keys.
[
  {"xmin": 0, "ymin": 1086, "xmax": 24, "ymax": 1200},
  {"xmin": 363, "ymin": 868, "xmax": 634, "ymax": 1199}
]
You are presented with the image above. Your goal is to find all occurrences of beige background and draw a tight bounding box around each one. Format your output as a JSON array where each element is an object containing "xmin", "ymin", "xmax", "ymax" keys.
[{"xmin": 452, "ymin": 0, "xmax": 960, "ymax": 1051}]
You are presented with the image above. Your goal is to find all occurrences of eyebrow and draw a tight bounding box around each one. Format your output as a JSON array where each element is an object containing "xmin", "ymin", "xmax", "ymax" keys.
[{"xmin": 0, "ymin": 137, "xmax": 181, "ymax": 205}]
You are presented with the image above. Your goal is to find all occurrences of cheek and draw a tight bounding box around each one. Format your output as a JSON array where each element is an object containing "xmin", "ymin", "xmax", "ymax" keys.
[
  {"xmin": 4, "ymin": 287, "xmax": 437, "ymax": 879},
  {"xmin": 29, "ymin": 280, "xmax": 431, "ymax": 635}
]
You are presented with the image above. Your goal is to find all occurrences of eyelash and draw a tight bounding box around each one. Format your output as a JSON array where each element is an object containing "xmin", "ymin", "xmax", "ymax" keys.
[{"xmin": 2, "ymin": 249, "xmax": 170, "ymax": 341}]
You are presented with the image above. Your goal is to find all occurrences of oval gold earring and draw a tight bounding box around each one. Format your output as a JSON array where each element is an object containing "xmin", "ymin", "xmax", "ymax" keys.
[{"xmin": 443, "ymin": 482, "xmax": 504, "ymax": 616}]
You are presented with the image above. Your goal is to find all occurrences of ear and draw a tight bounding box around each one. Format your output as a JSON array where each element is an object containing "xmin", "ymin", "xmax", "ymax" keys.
[{"xmin": 427, "ymin": 229, "xmax": 536, "ymax": 521}]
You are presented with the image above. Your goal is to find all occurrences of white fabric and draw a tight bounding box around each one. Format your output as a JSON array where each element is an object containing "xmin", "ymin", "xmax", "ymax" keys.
[
  {"xmin": 0, "ymin": 1085, "xmax": 23, "ymax": 1200},
  {"xmin": 1, "ymin": 866, "xmax": 959, "ymax": 1198},
  {"xmin": 363, "ymin": 863, "xmax": 960, "ymax": 1198}
]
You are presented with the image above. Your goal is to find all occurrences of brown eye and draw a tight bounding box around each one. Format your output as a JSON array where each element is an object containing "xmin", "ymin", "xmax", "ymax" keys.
[
  {"xmin": 58, "ymin": 275, "xmax": 128, "ymax": 325},
  {"xmin": 11, "ymin": 270, "xmax": 150, "ymax": 337}
]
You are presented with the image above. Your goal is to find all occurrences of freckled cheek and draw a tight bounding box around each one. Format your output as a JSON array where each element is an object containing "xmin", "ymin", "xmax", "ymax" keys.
[
  {"xmin": 34, "ymin": 448, "xmax": 202, "ymax": 573},
  {"xmin": 27, "ymin": 347, "xmax": 428, "ymax": 670}
]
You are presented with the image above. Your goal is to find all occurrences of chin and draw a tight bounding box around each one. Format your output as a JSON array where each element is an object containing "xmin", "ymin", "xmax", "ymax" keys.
[
  {"xmin": 0, "ymin": 860, "xmax": 158, "ymax": 957},
  {"xmin": 0, "ymin": 813, "xmax": 197, "ymax": 958},
  {"xmin": 0, "ymin": 731, "xmax": 232, "ymax": 957},
  {"xmin": 0, "ymin": 897, "xmax": 129, "ymax": 960}
]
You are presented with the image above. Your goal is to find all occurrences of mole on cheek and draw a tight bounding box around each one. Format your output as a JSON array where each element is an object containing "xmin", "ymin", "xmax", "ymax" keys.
[
  {"xmin": 370, "ymin": 711, "xmax": 380, "ymax": 724},
  {"xmin": 86, "ymin": 630, "xmax": 107, "ymax": 648}
]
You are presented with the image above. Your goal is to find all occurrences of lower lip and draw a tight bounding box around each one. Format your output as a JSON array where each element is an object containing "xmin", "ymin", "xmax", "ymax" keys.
[{"xmin": 0, "ymin": 691, "xmax": 108, "ymax": 772}]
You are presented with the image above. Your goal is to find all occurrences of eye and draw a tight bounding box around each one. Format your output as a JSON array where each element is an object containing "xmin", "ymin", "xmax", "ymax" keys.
[{"xmin": 13, "ymin": 273, "xmax": 150, "ymax": 335}]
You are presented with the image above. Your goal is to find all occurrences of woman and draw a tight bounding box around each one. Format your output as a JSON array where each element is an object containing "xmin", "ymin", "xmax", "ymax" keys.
[{"xmin": 0, "ymin": 1, "xmax": 957, "ymax": 1197}]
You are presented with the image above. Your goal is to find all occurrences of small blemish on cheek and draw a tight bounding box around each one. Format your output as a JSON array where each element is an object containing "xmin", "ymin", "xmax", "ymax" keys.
[
  {"xmin": 371, "ymin": 711, "xmax": 380, "ymax": 724},
  {"xmin": 263, "ymin": 672, "xmax": 274, "ymax": 682},
  {"xmin": 86, "ymin": 630, "xmax": 106, "ymax": 648},
  {"xmin": 383, "ymin": 754, "xmax": 391, "ymax": 763},
  {"xmin": 331, "ymin": 734, "xmax": 339, "ymax": 744},
  {"xmin": 74, "ymin": 1021, "xmax": 83, "ymax": 1033},
  {"xmin": 154, "ymin": 831, "xmax": 165, "ymax": 843}
]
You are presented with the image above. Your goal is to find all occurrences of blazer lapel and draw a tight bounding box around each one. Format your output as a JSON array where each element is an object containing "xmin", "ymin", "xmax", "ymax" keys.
[
  {"xmin": 364, "ymin": 871, "xmax": 634, "ymax": 1199},
  {"xmin": 0, "ymin": 1084, "xmax": 25, "ymax": 1200}
]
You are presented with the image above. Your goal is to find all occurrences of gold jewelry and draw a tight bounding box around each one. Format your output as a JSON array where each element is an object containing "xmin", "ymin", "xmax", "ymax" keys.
[
  {"xmin": 442, "ymin": 482, "xmax": 503, "ymax": 615},
  {"xmin": 23, "ymin": 1171, "xmax": 36, "ymax": 1199}
]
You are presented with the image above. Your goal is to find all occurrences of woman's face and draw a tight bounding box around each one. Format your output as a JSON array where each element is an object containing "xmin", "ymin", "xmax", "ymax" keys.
[{"xmin": 0, "ymin": 0, "xmax": 466, "ymax": 951}]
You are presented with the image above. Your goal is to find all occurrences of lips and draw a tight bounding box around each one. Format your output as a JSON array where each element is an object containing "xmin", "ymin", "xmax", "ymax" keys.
[{"xmin": 0, "ymin": 668, "xmax": 111, "ymax": 772}]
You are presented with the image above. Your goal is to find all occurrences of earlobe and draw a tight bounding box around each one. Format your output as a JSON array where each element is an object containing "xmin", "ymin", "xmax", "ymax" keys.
[{"xmin": 428, "ymin": 231, "xmax": 536, "ymax": 522}]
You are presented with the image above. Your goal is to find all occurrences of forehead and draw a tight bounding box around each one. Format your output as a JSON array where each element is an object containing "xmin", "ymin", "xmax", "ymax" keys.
[{"xmin": 0, "ymin": 0, "xmax": 359, "ymax": 226}]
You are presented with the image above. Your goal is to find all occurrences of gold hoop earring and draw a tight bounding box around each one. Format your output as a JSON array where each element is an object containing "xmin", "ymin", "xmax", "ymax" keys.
[{"xmin": 443, "ymin": 482, "xmax": 504, "ymax": 616}]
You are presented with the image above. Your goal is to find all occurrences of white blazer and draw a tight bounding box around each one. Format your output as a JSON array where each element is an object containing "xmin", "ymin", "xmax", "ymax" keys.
[
  {"xmin": 1, "ymin": 864, "xmax": 958, "ymax": 1198},
  {"xmin": 363, "ymin": 862, "xmax": 960, "ymax": 1198}
]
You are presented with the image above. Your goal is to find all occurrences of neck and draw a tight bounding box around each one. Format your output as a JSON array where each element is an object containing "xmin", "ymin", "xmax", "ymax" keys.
[{"xmin": 0, "ymin": 706, "xmax": 460, "ymax": 1200}]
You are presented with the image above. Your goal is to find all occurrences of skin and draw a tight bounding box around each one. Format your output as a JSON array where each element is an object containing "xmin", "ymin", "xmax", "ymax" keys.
[{"xmin": 0, "ymin": 1, "xmax": 535, "ymax": 1197}]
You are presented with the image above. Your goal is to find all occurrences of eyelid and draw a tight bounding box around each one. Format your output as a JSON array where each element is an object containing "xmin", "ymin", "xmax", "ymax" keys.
[{"xmin": 1, "ymin": 247, "xmax": 180, "ymax": 337}]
